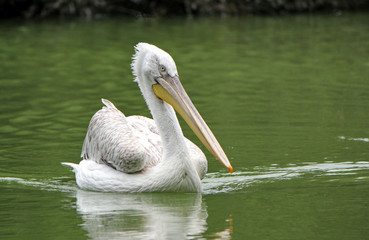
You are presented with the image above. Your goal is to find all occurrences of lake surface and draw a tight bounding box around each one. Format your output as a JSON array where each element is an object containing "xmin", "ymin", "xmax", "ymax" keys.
[{"xmin": 1, "ymin": 13, "xmax": 369, "ymax": 239}]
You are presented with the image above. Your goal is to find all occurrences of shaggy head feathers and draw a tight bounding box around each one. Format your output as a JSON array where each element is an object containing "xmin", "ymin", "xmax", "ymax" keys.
[{"xmin": 131, "ymin": 43, "xmax": 178, "ymax": 83}]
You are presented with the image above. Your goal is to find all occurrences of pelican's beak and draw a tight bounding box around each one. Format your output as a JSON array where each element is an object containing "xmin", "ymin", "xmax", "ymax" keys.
[{"xmin": 153, "ymin": 75, "xmax": 233, "ymax": 173}]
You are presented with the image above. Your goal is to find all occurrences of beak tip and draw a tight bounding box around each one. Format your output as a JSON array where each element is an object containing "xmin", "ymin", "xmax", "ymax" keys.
[{"xmin": 228, "ymin": 165, "xmax": 233, "ymax": 173}]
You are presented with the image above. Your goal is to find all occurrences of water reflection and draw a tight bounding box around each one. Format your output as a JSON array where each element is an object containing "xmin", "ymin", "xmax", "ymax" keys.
[
  {"xmin": 75, "ymin": 190, "xmax": 207, "ymax": 240},
  {"xmin": 2, "ymin": 160, "xmax": 369, "ymax": 239}
]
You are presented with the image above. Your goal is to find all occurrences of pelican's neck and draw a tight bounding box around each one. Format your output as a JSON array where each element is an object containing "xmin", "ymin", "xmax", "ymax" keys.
[
  {"xmin": 153, "ymin": 99, "xmax": 187, "ymax": 155},
  {"xmin": 138, "ymin": 76, "xmax": 188, "ymax": 159}
]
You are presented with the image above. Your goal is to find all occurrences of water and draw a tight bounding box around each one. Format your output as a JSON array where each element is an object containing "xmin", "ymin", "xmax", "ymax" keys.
[{"xmin": 1, "ymin": 13, "xmax": 369, "ymax": 239}]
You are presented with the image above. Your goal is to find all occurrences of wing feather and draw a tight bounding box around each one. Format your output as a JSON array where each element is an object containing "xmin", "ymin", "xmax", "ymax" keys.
[{"xmin": 81, "ymin": 99, "xmax": 162, "ymax": 173}]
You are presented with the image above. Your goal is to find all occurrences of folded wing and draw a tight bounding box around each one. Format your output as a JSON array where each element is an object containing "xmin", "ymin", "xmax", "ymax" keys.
[{"xmin": 81, "ymin": 99, "xmax": 162, "ymax": 173}]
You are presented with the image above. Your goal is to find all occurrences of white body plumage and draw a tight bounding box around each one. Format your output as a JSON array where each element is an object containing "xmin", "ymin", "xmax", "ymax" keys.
[{"xmin": 63, "ymin": 99, "xmax": 206, "ymax": 192}]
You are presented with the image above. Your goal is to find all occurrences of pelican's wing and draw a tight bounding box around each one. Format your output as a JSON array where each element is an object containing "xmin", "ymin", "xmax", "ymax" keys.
[{"xmin": 81, "ymin": 99, "xmax": 162, "ymax": 173}]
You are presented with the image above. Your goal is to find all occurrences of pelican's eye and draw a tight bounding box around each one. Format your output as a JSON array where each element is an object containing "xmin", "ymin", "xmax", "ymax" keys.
[{"xmin": 159, "ymin": 65, "xmax": 166, "ymax": 74}]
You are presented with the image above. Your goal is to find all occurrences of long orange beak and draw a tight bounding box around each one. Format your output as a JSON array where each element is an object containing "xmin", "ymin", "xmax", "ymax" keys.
[{"xmin": 153, "ymin": 75, "xmax": 233, "ymax": 173}]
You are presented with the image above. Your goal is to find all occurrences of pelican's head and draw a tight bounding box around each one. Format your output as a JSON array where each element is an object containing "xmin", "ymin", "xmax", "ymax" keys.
[
  {"xmin": 132, "ymin": 43, "xmax": 178, "ymax": 86},
  {"xmin": 132, "ymin": 43, "xmax": 233, "ymax": 173}
]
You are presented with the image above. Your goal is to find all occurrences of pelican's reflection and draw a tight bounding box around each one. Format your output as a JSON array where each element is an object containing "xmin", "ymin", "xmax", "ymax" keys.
[{"xmin": 75, "ymin": 190, "xmax": 208, "ymax": 239}]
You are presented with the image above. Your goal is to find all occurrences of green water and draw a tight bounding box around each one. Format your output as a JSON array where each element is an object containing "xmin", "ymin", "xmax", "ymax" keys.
[{"xmin": 1, "ymin": 14, "xmax": 369, "ymax": 239}]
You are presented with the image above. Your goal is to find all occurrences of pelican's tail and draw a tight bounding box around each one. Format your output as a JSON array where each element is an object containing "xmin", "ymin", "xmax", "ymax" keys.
[{"xmin": 61, "ymin": 162, "xmax": 79, "ymax": 173}]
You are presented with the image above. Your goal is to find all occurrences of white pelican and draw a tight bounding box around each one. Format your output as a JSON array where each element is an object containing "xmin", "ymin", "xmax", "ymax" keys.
[{"xmin": 62, "ymin": 43, "xmax": 233, "ymax": 192}]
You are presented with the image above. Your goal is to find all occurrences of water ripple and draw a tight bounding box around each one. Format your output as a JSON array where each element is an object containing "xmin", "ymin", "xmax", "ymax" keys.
[
  {"xmin": 0, "ymin": 176, "xmax": 77, "ymax": 192},
  {"xmin": 202, "ymin": 161, "xmax": 369, "ymax": 194},
  {"xmin": 338, "ymin": 136, "xmax": 369, "ymax": 142},
  {"xmin": 1, "ymin": 161, "xmax": 369, "ymax": 194}
]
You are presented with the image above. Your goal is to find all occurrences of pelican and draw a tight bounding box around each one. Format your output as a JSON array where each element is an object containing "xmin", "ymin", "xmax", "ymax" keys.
[{"xmin": 62, "ymin": 43, "xmax": 233, "ymax": 192}]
